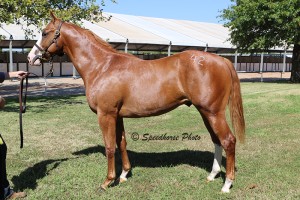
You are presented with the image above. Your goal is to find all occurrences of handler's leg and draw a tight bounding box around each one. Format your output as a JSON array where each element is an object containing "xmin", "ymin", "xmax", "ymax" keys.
[
  {"xmin": 0, "ymin": 134, "xmax": 26, "ymax": 199},
  {"xmin": 0, "ymin": 134, "xmax": 8, "ymax": 200}
]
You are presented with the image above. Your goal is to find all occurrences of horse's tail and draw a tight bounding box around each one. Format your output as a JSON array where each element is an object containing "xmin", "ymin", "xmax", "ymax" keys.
[{"xmin": 224, "ymin": 58, "xmax": 245, "ymax": 143}]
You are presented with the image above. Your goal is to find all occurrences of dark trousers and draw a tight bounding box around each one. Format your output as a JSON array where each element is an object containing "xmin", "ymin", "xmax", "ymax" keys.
[{"xmin": 0, "ymin": 134, "xmax": 9, "ymax": 200}]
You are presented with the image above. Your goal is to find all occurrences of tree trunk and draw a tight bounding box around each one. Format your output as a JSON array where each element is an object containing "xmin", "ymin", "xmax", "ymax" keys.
[{"xmin": 290, "ymin": 42, "xmax": 300, "ymax": 83}]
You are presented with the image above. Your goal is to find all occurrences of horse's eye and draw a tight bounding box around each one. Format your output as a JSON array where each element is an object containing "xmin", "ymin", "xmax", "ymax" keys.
[{"xmin": 42, "ymin": 31, "xmax": 47, "ymax": 37}]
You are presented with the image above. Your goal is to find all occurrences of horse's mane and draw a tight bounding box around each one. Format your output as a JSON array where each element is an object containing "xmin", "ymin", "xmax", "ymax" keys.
[
  {"xmin": 85, "ymin": 29, "xmax": 119, "ymax": 53},
  {"xmin": 66, "ymin": 21, "xmax": 135, "ymax": 57},
  {"xmin": 84, "ymin": 28, "xmax": 135, "ymax": 57}
]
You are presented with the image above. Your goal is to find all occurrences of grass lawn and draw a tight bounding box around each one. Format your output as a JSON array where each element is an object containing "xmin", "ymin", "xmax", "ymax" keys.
[{"xmin": 0, "ymin": 82, "xmax": 299, "ymax": 199}]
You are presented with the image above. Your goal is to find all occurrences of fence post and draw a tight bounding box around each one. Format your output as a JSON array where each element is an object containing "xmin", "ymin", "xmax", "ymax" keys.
[
  {"xmin": 260, "ymin": 52, "xmax": 264, "ymax": 82},
  {"xmin": 73, "ymin": 65, "xmax": 79, "ymax": 79},
  {"xmin": 125, "ymin": 39, "xmax": 129, "ymax": 53},
  {"xmin": 234, "ymin": 50, "xmax": 238, "ymax": 70},
  {"xmin": 9, "ymin": 36, "xmax": 13, "ymax": 74},
  {"xmin": 282, "ymin": 45, "xmax": 287, "ymax": 78},
  {"xmin": 168, "ymin": 41, "xmax": 172, "ymax": 56}
]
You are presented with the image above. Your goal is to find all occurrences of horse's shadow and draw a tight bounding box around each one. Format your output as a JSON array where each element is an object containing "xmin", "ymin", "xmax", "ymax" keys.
[
  {"xmin": 12, "ymin": 145, "xmax": 226, "ymax": 191},
  {"xmin": 73, "ymin": 145, "xmax": 226, "ymax": 181}
]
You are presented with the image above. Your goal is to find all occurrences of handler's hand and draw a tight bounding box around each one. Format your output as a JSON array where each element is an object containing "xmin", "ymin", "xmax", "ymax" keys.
[{"xmin": 8, "ymin": 71, "xmax": 28, "ymax": 79}]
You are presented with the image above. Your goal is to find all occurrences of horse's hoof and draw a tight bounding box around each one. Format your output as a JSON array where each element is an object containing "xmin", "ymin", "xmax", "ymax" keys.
[
  {"xmin": 97, "ymin": 185, "xmax": 107, "ymax": 193},
  {"xmin": 221, "ymin": 188, "xmax": 230, "ymax": 193},
  {"xmin": 119, "ymin": 177, "xmax": 127, "ymax": 183},
  {"xmin": 206, "ymin": 177, "xmax": 214, "ymax": 183}
]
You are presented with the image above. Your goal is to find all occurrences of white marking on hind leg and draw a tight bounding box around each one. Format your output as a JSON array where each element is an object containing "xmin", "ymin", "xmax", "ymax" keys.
[
  {"xmin": 221, "ymin": 178, "xmax": 233, "ymax": 193},
  {"xmin": 119, "ymin": 169, "xmax": 129, "ymax": 183},
  {"xmin": 207, "ymin": 143, "xmax": 222, "ymax": 181}
]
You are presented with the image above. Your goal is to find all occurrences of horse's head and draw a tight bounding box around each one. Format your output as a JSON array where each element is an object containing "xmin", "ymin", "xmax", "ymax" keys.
[{"xmin": 28, "ymin": 12, "xmax": 64, "ymax": 66}]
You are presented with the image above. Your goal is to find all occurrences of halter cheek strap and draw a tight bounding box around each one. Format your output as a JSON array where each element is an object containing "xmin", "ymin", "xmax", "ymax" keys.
[{"xmin": 34, "ymin": 43, "xmax": 44, "ymax": 52}]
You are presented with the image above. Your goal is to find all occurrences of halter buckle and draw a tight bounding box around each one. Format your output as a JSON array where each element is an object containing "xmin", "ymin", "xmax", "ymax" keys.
[{"xmin": 54, "ymin": 30, "xmax": 60, "ymax": 38}]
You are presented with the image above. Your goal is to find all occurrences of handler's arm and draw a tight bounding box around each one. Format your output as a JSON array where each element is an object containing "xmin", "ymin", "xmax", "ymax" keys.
[{"xmin": 0, "ymin": 71, "xmax": 28, "ymax": 82}]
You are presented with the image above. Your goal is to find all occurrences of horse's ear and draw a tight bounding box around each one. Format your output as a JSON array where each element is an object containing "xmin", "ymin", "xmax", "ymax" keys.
[{"xmin": 50, "ymin": 11, "xmax": 58, "ymax": 22}]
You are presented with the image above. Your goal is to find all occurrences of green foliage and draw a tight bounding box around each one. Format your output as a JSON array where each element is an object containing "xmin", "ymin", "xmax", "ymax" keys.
[
  {"xmin": 0, "ymin": 0, "xmax": 116, "ymax": 39},
  {"xmin": 221, "ymin": 0, "xmax": 300, "ymax": 51}
]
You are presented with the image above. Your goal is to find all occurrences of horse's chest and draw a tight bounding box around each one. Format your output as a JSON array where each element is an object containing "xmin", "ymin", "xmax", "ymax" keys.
[
  {"xmin": 85, "ymin": 84, "xmax": 123, "ymax": 113},
  {"xmin": 85, "ymin": 85, "xmax": 104, "ymax": 109},
  {"xmin": 85, "ymin": 89, "xmax": 97, "ymax": 112}
]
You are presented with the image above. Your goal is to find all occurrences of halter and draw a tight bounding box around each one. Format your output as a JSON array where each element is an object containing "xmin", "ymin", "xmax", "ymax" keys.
[{"xmin": 32, "ymin": 20, "xmax": 64, "ymax": 64}]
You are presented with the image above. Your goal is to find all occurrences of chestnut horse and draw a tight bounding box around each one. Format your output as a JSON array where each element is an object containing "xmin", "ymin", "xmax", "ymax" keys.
[{"xmin": 28, "ymin": 13, "xmax": 245, "ymax": 193}]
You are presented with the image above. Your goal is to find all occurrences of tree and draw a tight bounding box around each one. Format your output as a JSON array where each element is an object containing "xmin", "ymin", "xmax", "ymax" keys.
[
  {"xmin": 221, "ymin": 0, "xmax": 300, "ymax": 83},
  {"xmin": 0, "ymin": 0, "xmax": 116, "ymax": 39}
]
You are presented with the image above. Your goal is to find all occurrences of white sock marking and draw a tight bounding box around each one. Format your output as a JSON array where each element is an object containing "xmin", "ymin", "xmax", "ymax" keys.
[{"xmin": 207, "ymin": 143, "xmax": 222, "ymax": 181}]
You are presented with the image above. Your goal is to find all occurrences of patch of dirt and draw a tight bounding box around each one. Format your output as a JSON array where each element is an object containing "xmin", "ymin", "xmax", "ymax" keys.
[
  {"xmin": 238, "ymin": 72, "xmax": 291, "ymax": 82},
  {"xmin": 0, "ymin": 77, "xmax": 85, "ymax": 98}
]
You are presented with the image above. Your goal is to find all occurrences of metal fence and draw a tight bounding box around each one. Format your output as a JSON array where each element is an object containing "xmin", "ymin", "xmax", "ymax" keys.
[{"xmin": 0, "ymin": 52, "xmax": 293, "ymax": 77}]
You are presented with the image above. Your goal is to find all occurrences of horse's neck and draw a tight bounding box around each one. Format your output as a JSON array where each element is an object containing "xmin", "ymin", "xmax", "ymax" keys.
[{"xmin": 62, "ymin": 25, "xmax": 115, "ymax": 81}]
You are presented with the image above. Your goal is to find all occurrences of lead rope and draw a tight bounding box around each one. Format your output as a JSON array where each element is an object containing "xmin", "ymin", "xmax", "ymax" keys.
[
  {"xmin": 19, "ymin": 75, "xmax": 28, "ymax": 148},
  {"xmin": 18, "ymin": 60, "xmax": 54, "ymax": 148}
]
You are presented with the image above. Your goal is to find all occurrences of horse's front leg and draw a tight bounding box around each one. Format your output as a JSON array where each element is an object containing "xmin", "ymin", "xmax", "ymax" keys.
[
  {"xmin": 116, "ymin": 117, "xmax": 131, "ymax": 183},
  {"xmin": 98, "ymin": 113, "xmax": 117, "ymax": 191}
]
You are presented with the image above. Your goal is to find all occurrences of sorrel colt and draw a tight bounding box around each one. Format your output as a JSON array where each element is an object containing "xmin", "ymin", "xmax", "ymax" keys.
[{"xmin": 28, "ymin": 13, "xmax": 245, "ymax": 193}]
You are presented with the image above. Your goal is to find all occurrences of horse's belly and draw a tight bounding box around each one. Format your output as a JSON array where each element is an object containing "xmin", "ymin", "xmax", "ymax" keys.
[{"xmin": 119, "ymin": 98, "xmax": 190, "ymax": 118}]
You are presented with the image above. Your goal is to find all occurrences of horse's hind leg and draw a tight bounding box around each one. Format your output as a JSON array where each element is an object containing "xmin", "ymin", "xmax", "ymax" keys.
[
  {"xmin": 207, "ymin": 144, "xmax": 223, "ymax": 181},
  {"xmin": 116, "ymin": 117, "xmax": 131, "ymax": 183},
  {"xmin": 200, "ymin": 110, "xmax": 236, "ymax": 193},
  {"xmin": 200, "ymin": 113, "xmax": 223, "ymax": 182}
]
